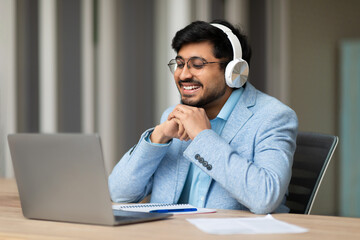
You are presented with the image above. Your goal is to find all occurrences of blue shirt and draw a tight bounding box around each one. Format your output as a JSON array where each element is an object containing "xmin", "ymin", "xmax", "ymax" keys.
[{"xmin": 178, "ymin": 88, "xmax": 243, "ymax": 207}]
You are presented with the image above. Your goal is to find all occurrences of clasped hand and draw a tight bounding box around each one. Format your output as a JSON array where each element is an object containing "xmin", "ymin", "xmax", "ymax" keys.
[{"xmin": 150, "ymin": 104, "xmax": 211, "ymax": 144}]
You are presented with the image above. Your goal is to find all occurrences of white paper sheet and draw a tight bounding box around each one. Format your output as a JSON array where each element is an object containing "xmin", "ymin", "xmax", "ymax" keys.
[{"xmin": 187, "ymin": 214, "xmax": 308, "ymax": 234}]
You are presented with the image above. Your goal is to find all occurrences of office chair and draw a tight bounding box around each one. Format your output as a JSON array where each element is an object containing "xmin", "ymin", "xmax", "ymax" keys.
[{"xmin": 286, "ymin": 132, "xmax": 339, "ymax": 214}]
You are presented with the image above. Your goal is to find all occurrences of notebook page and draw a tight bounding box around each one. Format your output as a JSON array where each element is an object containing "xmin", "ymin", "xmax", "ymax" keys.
[{"xmin": 112, "ymin": 203, "xmax": 216, "ymax": 215}]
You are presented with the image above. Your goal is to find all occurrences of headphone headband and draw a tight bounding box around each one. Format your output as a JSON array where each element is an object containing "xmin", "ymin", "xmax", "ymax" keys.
[
  {"xmin": 210, "ymin": 23, "xmax": 249, "ymax": 88},
  {"xmin": 211, "ymin": 23, "xmax": 243, "ymax": 60}
]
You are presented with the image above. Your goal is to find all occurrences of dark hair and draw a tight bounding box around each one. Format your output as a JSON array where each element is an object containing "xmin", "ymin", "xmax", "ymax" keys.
[{"xmin": 171, "ymin": 19, "xmax": 251, "ymax": 70}]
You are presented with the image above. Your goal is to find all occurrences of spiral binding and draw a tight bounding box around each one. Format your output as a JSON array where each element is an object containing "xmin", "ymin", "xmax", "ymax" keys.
[{"xmin": 119, "ymin": 203, "xmax": 190, "ymax": 209}]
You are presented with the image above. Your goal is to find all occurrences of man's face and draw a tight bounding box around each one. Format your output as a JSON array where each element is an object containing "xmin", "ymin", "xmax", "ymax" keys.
[{"xmin": 174, "ymin": 41, "xmax": 232, "ymax": 109}]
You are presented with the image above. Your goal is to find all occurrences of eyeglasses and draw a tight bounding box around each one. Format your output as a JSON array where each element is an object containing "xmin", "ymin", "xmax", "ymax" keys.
[{"xmin": 167, "ymin": 57, "xmax": 227, "ymax": 75}]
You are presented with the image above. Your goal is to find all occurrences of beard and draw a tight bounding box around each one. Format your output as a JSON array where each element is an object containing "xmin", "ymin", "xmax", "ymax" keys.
[{"xmin": 179, "ymin": 79, "xmax": 227, "ymax": 108}]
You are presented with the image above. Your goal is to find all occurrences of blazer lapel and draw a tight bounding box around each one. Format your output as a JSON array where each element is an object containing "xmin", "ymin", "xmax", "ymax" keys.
[
  {"xmin": 173, "ymin": 83, "xmax": 258, "ymax": 201},
  {"xmin": 221, "ymin": 83, "xmax": 257, "ymax": 143}
]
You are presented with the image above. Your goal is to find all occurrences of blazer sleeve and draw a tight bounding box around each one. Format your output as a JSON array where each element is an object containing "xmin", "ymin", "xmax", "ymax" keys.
[
  {"xmin": 183, "ymin": 105, "xmax": 298, "ymax": 214},
  {"xmin": 108, "ymin": 108, "xmax": 174, "ymax": 203}
]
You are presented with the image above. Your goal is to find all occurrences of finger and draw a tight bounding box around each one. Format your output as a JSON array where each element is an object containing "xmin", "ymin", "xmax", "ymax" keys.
[
  {"xmin": 176, "ymin": 119, "xmax": 185, "ymax": 138},
  {"xmin": 171, "ymin": 109, "xmax": 186, "ymax": 120},
  {"xmin": 168, "ymin": 112, "xmax": 175, "ymax": 120},
  {"xmin": 171, "ymin": 118, "xmax": 183, "ymax": 137},
  {"xmin": 177, "ymin": 104, "xmax": 203, "ymax": 115},
  {"xmin": 174, "ymin": 104, "xmax": 192, "ymax": 114},
  {"xmin": 168, "ymin": 105, "xmax": 186, "ymax": 120},
  {"xmin": 180, "ymin": 130, "xmax": 189, "ymax": 141},
  {"xmin": 172, "ymin": 118, "xmax": 189, "ymax": 141}
]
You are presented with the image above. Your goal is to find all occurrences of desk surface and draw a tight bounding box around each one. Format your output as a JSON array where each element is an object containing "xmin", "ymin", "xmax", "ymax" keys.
[{"xmin": 1, "ymin": 178, "xmax": 360, "ymax": 240}]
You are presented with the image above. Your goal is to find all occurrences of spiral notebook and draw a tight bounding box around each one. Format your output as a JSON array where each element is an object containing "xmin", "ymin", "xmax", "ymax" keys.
[{"xmin": 112, "ymin": 203, "xmax": 216, "ymax": 215}]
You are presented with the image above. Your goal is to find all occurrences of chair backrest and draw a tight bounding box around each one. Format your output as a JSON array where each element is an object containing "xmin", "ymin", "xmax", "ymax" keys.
[{"xmin": 286, "ymin": 132, "xmax": 338, "ymax": 214}]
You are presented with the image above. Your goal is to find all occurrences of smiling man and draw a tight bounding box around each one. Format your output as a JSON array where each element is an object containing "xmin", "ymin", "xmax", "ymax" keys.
[{"xmin": 108, "ymin": 20, "xmax": 298, "ymax": 214}]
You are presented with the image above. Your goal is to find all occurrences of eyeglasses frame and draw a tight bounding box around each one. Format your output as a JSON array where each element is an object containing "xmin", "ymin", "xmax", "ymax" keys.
[{"xmin": 167, "ymin": 56, "xmax": 228, "ymax": 75}]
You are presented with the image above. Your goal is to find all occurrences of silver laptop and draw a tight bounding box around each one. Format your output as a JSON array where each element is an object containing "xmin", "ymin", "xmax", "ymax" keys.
[{"xmin": 7, "ymin": 133, "xmax": 172, "ymax": 226}]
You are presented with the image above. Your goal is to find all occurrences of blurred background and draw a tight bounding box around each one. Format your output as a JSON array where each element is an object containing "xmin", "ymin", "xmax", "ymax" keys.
[{"xmin": 1, "ymin": 0, "xmax": 359, "ymax": 217}]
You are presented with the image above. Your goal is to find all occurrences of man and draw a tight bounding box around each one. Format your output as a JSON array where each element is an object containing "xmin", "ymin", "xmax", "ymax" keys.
[{"xmin": 108, "ymin": 20, "xmax": 298, "ymax": 214}]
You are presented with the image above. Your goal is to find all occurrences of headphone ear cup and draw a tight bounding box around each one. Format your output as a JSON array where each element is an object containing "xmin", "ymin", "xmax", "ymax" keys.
[{"xmin": 225, "ymin": 59, "xmax": 249, "ymax": 88}]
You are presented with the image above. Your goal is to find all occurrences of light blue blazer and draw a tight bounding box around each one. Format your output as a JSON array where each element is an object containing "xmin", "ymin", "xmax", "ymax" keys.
[{"xmin": 109, "ymin": 83, "xmax": 298, "ymax": 214}]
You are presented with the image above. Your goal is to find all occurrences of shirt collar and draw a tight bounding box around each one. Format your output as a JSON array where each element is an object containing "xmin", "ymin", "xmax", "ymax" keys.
[{"xmin": 216, "ymin": 87, "xmax": 244, "ymax": 121}]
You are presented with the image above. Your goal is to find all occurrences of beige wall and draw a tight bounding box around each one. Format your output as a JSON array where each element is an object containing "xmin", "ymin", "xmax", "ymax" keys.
[{"xmin": 288, "ymin": 0, "xmax": 360, "ymax": 215}]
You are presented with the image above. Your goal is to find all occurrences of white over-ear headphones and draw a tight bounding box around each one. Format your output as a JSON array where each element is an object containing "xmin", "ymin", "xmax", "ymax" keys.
[{"xmin": 211, "ymin": 23, "xmax": 249, "ymax": 88}]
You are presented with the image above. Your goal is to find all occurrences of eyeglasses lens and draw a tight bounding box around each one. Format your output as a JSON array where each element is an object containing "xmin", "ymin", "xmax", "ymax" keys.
[{"xmin": 168, "ymin": 58, "xmax": 205, "ymax": 75}]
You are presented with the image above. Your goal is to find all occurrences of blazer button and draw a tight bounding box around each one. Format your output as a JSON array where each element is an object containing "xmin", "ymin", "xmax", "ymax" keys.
[
  {"xmin": 199, "ymin": 157, "xmax": 204, "ymax": 164},
  {"xmin": 195, "ymin": 154, "xmax": 200, "ymax": 160},
  {"xmin": 207, "ymin": 164, "xmax": 212, "ymax": 170},
  {"xmin": 202, "ymin": 161, "xmax": 208, "ymax": 167}
]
